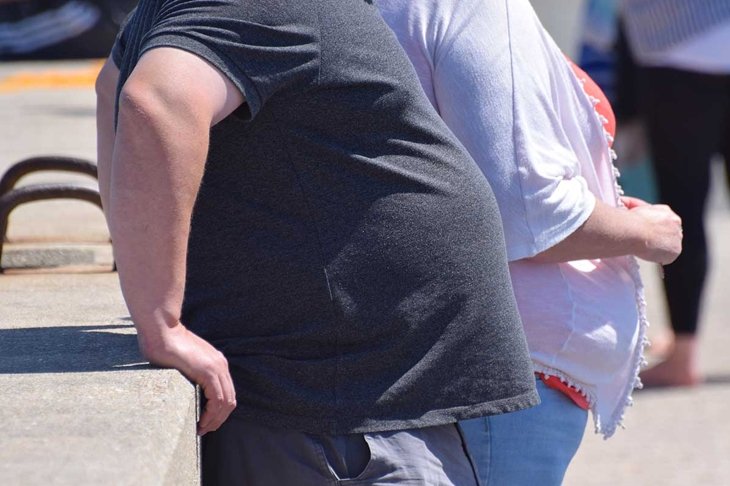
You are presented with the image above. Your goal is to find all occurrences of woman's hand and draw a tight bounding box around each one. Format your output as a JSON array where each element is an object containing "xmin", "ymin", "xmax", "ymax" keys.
[{"xmin": 623, "ymin": 197, "xmax": 682, "ymax": 265}]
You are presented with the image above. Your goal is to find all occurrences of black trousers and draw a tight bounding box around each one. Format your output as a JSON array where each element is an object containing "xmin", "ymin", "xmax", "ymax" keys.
[{"xmin": 640, "ymin": 67, "xmax": 730, "ymax": 335}]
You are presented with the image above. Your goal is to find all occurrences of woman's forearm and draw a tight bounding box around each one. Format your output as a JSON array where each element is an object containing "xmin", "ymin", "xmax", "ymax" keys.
[{"xmin": 530, "ymin": 198, "xmax": 682, "ymax": 264}]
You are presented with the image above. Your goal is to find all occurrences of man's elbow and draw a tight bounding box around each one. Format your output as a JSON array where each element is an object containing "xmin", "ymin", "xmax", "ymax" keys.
[
  {"xmin": 115, "ymin": 76, "xmax": 180, "ymax": 134},
  {"xmin": 117, "ymin": 75, "xmax": 207, "ymax": 133}
]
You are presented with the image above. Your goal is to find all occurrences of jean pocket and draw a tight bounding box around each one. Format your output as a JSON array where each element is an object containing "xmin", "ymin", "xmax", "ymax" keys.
[{"xmin": 315, "ymin": 433, "xmax": 374, "ymax": 481}]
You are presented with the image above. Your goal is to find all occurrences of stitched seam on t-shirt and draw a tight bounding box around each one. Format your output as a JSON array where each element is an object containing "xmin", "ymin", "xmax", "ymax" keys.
[
  {"xmin": 504, "ymin": 0, "xmax": 541, "ymax": 256},
  {"xmin": 266, "ymin": 108, "xmax": 342, "ymax": 414},
  {"xmin": 311, "ymin": 2, "xmax": 338, "ymax": 414}
]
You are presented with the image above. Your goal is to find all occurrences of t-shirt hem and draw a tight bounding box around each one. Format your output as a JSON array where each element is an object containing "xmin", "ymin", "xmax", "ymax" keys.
[{"xmin": 228, "ymin": 389, "xmax": 540, "ymax": 435}]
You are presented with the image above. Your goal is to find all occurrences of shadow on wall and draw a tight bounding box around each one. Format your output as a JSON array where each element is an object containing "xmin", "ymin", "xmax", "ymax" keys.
[{"xmin": 0, "ymin": 322, "xmax": 151, "ymax": 374}]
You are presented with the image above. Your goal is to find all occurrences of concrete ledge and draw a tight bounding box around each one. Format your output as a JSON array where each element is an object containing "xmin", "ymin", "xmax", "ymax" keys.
[
  {"xmin": 0, "ymin": 273, "xmax": 199, "ymax": 486},
  {"xmin": 2, "ymin": 247, "xmax": 95, "ymax": 268},
  {"xmin": 1, "ymin": 243, "xmax": 112, "ymax": 270}
]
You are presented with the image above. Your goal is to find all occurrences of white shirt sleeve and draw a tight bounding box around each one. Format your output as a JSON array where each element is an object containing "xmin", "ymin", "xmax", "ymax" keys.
[{"xmin": 379, "ymin": 0, "xmax": 597, "ymax": 261}]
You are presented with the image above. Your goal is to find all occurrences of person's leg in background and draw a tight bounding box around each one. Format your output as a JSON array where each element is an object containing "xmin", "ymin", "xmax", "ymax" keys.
[
  {"xmin": 460, "ymin": 380, "xmax": 588, "ymax": 486},
  {"xmin": 639, "ymin": 67, "xmax": 730, "ymax": 387},
  {"xmin": 723, "ymin": 88, "xmax": 730, "ymax": 195}
]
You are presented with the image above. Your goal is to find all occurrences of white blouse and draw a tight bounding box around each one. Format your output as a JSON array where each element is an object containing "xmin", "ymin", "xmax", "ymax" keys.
[{"xmin": 377, "ymin": 0, "xmax": 648, "ymax": 438}]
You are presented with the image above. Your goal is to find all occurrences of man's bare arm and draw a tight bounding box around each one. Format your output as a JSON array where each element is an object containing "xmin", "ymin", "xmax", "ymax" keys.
[
  {"xmin": 108, "ymin": 47, "xmax": 244, "ymax": 435},
  {"xmin": 530, "ymin": 197, "xmax": 682, "ymax": 265},
  {"xmin": 95, "ymin": 56, "xmax": 119, "ymax": 221}
]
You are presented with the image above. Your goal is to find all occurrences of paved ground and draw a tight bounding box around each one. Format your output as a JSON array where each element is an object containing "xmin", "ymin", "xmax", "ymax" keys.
[{"xmin": 1, "ymin": 60, "xmax": 728, "ymax": 485}]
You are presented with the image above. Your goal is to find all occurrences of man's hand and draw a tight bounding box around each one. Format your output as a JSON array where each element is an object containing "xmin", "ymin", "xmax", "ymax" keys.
[{"xmin": 139, "ymin": 324, "xmax": 236, "ymax": 435}]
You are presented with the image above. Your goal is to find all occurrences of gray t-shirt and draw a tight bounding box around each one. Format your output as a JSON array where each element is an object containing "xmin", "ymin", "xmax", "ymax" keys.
[{"xmin": 112, "ymin": 0, "xmax": 538, "ymax": 434}]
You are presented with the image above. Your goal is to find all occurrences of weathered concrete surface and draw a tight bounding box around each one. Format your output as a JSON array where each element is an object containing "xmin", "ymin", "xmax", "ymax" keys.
[
  {"xmin": 0, "ymin": 273, "xmax": 199, "ymax": 486},
  {"xmin": 2, "ymin": 246, "xmax": 93, "ymax": 268},
  {"xmin": 1, "ymin": 244, "xmax": 111, "ymax": 270}
]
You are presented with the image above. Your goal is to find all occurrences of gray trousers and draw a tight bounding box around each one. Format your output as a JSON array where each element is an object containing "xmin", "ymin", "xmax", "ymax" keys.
[{"xmin": 202, "ymin": 417, "xmax": 479, "ymax": 485}]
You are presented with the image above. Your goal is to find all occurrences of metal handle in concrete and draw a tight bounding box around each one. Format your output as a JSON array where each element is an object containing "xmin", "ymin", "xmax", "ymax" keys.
[
  {"xmin": 0, "ymin": 156, "xmax": 98, "ymax": 198},
  {"xmin": 0, "ymin": 184, "xmax": 103, "ymax": 273}
]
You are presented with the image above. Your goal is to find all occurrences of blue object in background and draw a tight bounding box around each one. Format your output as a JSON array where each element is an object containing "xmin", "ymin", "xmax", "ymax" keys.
[
  {"xmin": 578, "ymin": 0, "xmax": 659, "ymax": 203},
  {"xmin": 617, "ymin": 158, "xmax": 659, "ymax": 203}
]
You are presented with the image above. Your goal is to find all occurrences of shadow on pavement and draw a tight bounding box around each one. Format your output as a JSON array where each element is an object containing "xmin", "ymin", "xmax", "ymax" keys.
[{"xmin": 0, "ymin": 323, "xmax": 150, "ymax": 374}]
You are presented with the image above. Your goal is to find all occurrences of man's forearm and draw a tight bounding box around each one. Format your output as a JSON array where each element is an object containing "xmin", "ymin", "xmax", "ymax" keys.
[
  {"xmin": 96, "ymin": 57, "xmax": 119, "ymax": 221},
  {"xmin": 109, "ymin": 80, "xmax": 209, "ymax": 350}
]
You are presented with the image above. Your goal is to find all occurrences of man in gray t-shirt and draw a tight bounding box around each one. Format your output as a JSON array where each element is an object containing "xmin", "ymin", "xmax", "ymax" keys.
[{"xmin": 96, "ymin": 0, "xmax": 538, "ymax": 483}]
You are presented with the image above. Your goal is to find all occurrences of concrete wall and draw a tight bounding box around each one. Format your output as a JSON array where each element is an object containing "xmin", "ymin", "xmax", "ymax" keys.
[{"xmin": 0, "ymin": 273, "xmax": 200, "ymax": 486}]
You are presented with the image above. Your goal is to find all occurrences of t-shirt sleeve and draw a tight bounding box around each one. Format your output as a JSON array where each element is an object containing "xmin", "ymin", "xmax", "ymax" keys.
[
  {"xmin": 135, "ymin": 0, "xmax": 319, "ymax": 121},
  {"xmin": 111, "ymin": 8, "xmax": 136, "ymax": 68},
  {"xmin": 424, "ymin": 0, "xmax": 595, "ymax": 261}
]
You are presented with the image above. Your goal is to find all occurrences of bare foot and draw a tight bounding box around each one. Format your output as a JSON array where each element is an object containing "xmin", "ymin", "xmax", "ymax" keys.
[
  {"xmin": 646, "ymin": 333, "xmax": 674, "ymax": 360},
  {"xmin": 640, "ymin": 335, "xmax": 702, "ymax": 388}
]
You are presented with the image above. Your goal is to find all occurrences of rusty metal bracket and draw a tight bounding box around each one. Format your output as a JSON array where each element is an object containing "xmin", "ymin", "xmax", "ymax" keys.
[
  {"xmin": 0, "ymin": 156, "xmax": 111, "ymax": 273},
  {"xmin": 0, "ymin": 156, "xmax": 98, "ymax": 197}
]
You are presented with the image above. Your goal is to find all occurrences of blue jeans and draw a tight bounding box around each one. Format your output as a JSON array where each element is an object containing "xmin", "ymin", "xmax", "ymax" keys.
[{"xmin": 460, "ymin": 380, "xmax": 588, "ymax": 486}]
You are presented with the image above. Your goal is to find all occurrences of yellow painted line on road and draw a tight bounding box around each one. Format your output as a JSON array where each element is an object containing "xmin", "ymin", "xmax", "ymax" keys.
[{"xmin": 0, "ymin": 60, "xmax": 104, "ymax": 93}]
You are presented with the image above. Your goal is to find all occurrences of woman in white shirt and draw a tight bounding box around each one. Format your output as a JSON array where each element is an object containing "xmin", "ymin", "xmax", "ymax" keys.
[{"xmin": 376, "ymin": 0, "xmax": 683, "ymax": 483}]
